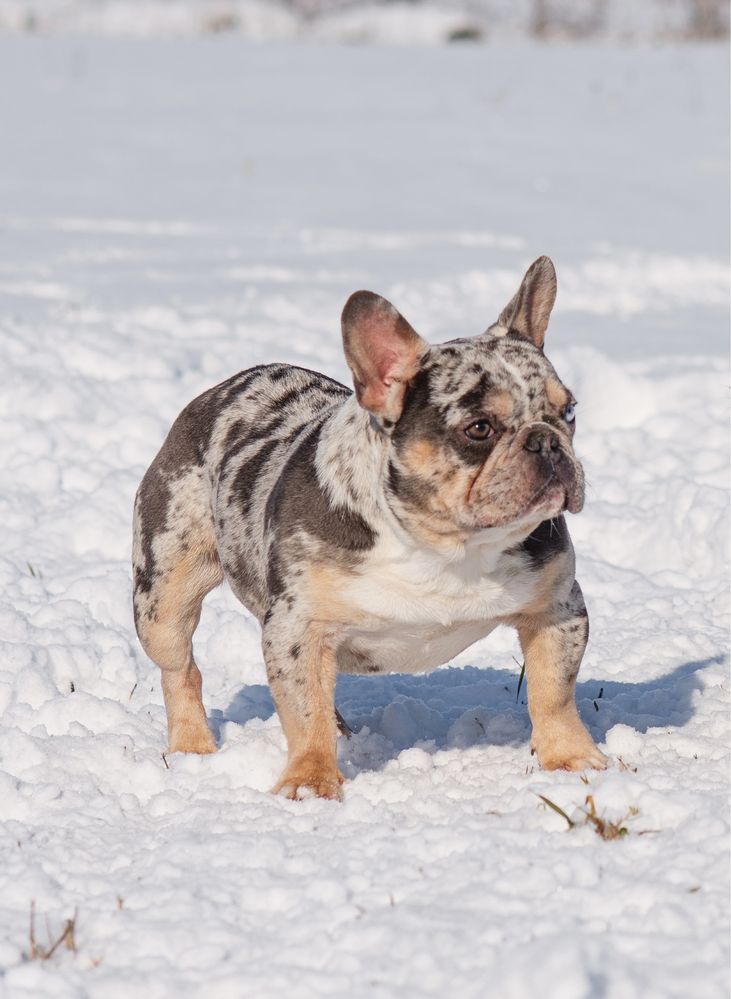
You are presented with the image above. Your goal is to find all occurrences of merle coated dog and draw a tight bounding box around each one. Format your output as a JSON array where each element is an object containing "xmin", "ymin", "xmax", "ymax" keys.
[{"xmin": 133, "ymin": 257, "xmax": 607, "ymax": 799}]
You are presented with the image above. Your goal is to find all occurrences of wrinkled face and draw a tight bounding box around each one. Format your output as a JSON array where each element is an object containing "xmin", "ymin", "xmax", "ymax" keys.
[{"xmin": 386, "ymin": 334, "xmax": 584, "ymax": 539}]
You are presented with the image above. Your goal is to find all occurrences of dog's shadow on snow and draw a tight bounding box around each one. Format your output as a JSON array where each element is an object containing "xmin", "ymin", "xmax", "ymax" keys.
[{"xmin": 212, "ymin": 656, "xmax": 720, "ymax": 775}]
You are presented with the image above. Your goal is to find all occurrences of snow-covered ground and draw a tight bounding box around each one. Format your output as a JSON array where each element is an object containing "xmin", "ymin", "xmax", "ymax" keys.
[
  {"xmin": 0, "ymin": 0, "xmax": 728, "ymax": 42},
  {"xmin": 0, "ymin": 37, "xmax": 728, "ymax": 998}
]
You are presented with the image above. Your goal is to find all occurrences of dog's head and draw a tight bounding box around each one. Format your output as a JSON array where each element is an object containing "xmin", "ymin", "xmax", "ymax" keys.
[{"xmin": 342, "ymin": 256, "xmax": 584, "ymax": 543}]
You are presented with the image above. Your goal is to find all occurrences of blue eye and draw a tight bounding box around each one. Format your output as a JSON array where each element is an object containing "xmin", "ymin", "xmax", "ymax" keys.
[{"xmin": 563, "ymin": 403, "xmax": 576, "ymax": 423}]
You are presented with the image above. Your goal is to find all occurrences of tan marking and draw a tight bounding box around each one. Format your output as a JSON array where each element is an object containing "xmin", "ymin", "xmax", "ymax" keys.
[
  {"xmin": 137, "ymin": 542, "xmax": 222, "ymax": 756},
  {"xmin": 138, "ymin": 543, "xmax": 222, "ymax": 665},
  {"xmin": 164, "ymin": 665, "xmax": 216, "ymax": 755},
  {"xmin": 398, "ymin": 438, "xmax": 475, "ymax": 545},
  {"xmin": 486, "ymin": 389, "xmax": 514, "ymax": 423},
  {"xmin": 272, "ymin": 751, "xmax": 345, "ymax": 801},
  {"xmin": 304, "ymin": 562, "xmax": 367, "ymax": 626},
  {"xmin": 514, "ymin": 613, "xmax": 607, "ymax": 772},
  {"xmin": 400, "ymin": 437, "xmax": 441, "ymax": 477},
  {"xmin": 271, "ymin": 625, "xmax": 343, "ymax": 800},
  {"xmin": 545, "ymin": 378, "xmax": 569, "ymax": 409},
  {"xmin": 407, "ymin": 519, "xmax": 470, "ymax": 550}
]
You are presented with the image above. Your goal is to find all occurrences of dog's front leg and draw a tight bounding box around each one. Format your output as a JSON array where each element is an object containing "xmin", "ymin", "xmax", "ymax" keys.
[
  {"xmin": 516, "ymin": 580, "xmax": 608, "ymax": 772},
  {"xmin": 263, "ymin": 617, "xmax": 344, "ymax": 801}
]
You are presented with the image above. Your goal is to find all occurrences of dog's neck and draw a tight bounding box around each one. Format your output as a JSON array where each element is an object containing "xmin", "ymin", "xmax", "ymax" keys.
[{"xmin": 315, "ymin": 396, "xmax": 390, "ymax": 526}]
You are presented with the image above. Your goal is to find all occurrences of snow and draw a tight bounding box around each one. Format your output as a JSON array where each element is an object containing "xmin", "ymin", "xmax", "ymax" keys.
[
  {"xmin": 0, "ymin": 0, "xmax": 728, "ymax": 43},
  {"xmin": 0, "ymin": 35, "xmax": 729, "ymax": 999}
]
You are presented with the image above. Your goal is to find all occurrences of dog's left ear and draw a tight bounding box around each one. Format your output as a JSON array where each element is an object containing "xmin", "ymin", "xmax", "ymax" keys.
[
  {"xmin": 487, "ymin": 256, "xmax": 557, "ymax": 350},
  {"xmin": 342, "ymin": 291, "xmax": 428, "ymax": 423}
]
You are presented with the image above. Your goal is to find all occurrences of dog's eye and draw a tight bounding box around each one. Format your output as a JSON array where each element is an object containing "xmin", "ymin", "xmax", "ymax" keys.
[
  {"xmin": 563, "ymin": 403, "xmax": 576, "ymax": 423},
  {"xmin": 464, "ymin": 420, "xmax": 494, "ymax": 441}
]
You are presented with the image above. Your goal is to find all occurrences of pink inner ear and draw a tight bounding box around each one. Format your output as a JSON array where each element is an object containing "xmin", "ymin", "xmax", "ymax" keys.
[
  {"xmin": 357, "ymin": 333, "xmax": 400, "ymax": 412},
  {"xmin": 372, "ymin": 344, "xmax": 401, "ymax": 385},
  {"xmin": 342, "ymin": 289, "xmax": 425, "ymax": 420},
  {"xmin": 355, "ymin": 306, "xmax": 410, "ymax": 385}
]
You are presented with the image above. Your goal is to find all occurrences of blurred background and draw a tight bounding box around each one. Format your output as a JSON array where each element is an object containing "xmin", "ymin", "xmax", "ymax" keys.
[{"xmin": 0, "ymin": 0, "xmax": 728, "ymax": 41}]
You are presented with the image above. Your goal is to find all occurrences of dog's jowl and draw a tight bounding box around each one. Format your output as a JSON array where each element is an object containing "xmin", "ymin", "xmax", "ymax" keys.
[{"xmin": 132, "ymin": 256, "xmax": 608, "ymax": 800}]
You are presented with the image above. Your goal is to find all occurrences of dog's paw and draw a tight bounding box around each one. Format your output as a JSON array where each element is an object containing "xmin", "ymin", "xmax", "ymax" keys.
[
  {"xmin": 168, "ymin": 724, "xmax": 216, "ymax": 755},
  {"xmin": 539, "ymin": 745, "xmax": 609, "ymax": 772},
  {"xmin": 532, "ymin": 724, "xmax": 608, "ymax": 773},
  {"xmin": 273, "ymin": 756, "xmax": 345, "ymax": 802}
]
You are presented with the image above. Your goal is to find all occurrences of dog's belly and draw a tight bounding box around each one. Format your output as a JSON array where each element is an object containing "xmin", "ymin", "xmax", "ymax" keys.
[{"xmin": 338, "ymin": 619, "xmax": 497, "ymax": 675}]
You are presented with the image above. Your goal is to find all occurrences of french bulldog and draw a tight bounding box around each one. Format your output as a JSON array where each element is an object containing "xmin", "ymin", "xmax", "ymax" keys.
[{"xmin": 133, "ymin": 256, "xmax": 608, "ymax": 800}]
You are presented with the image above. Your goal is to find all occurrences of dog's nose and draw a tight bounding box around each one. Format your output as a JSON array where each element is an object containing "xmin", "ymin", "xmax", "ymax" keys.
[{"xmin": 524, "ymin": 428, "xmax": 560, "ymax": 454}]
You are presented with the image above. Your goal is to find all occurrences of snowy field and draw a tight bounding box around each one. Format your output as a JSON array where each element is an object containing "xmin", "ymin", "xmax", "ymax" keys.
[
  {"xmin": 0, "ymin": 0, "xmax": 728, "ymax": 42},
  {"xmin": 0, "ymin": 37, "xmax": 729, "ymax": 998}
]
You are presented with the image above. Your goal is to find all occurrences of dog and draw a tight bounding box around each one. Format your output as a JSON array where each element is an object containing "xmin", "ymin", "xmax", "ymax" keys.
[{"xmin": 132, "ymin": 256, "xmax": 608, "ymax": 800}]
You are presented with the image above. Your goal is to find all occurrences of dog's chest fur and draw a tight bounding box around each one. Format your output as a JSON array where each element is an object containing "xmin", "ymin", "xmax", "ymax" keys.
[{"xmin": 335, "ymin": 534, "xmax": 537, "ymax": 674}]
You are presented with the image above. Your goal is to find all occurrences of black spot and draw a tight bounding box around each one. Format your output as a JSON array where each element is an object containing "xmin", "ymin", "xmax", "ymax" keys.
[
  {"xmin": 456, "ymin": 372, "xmax": 491, "ymax": 413},
  {"xmin": 265, "ymin": 421, "xmax": 376, "ymax": 554},
  {"xmin": 266, "ymin": 548, "xmax": 286, "ymax": 599},
  {"xmin": 386, "ymin": 459, "xmax": 435, "ymax": 507},
  {"xmin": 391, "ymin": 368, "xmax": 442, "ymax": 448},
  {"xmin": 184, "ymin": 365, "xmax": 269, "ymax": 461},
  {"xmin": 270, "ymin": 384, "xmax": 318, "ymax": 412},
  {"xmin": 518, "ymin": 516, "xmax": 569, "ymax": 569},
  {"xmin": 290, "ymin": 643, "xmax": 301, "ymax": 660},
  {"xmin": 230, "ymin": 443, "xmax": 277, "ymax": 516}
]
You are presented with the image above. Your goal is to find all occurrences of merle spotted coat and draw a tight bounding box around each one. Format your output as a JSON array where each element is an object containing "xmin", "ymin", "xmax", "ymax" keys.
[{"xmin": 133, "ymin": 257, "xmax": 607, "ymax": 799}]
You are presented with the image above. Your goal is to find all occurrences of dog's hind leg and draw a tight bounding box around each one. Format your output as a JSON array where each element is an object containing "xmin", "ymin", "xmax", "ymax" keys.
[{"xmin": 133, "ymin": 459, "xmax": 223, "ymax": 755}]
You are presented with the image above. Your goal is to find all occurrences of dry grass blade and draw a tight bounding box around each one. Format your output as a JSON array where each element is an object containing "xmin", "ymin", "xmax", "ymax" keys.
[
  {"xmin": 513, "ymin": 657, "xmax": 526, "ymax": 703},
  {"xmin": 536, "ymin": 793, "xmax": 575, "ymax": 829},
  {"xmin": 28, "ymin": 900, "xmax": 39, "ymax": 960},
  {"xmin": 536, "ymin": 793, "xmax": 641, "ymax": 840},
  {"xmin": 27, "ymin": 903, "xmax": 77, "ymax": 961},
  {"xmin": 582, "ymin": 795, "xmax": 638, "ymax": 841}
]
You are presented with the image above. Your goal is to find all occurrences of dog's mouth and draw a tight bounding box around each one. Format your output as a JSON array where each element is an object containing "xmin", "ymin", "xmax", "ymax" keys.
[
  {"xmin": 525, "ymin": 475, "xmax": 568, "ymax": 515},
  {"xmin": 472, "ymin": 476, "xmax": 568, "ymax": 531}
]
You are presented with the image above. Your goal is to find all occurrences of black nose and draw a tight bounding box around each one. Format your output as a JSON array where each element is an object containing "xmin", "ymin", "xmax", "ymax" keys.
[{"xmin": 524, "ymin": 428, "xmax": 560, "ymax": 455}]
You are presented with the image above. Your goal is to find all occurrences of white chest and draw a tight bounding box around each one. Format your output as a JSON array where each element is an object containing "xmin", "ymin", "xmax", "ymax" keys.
[{"xmin": 337, "ymin": 534, "xmax": 534, "ymax": 675}]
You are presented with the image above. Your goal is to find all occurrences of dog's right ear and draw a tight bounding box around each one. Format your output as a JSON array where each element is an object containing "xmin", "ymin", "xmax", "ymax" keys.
[{"xmin": 342, "ymin": 291, "xmax": 428, "ymax": 424}]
